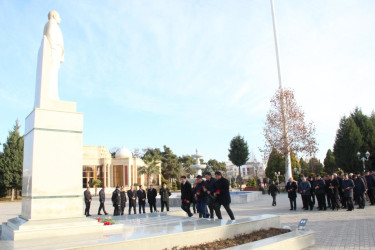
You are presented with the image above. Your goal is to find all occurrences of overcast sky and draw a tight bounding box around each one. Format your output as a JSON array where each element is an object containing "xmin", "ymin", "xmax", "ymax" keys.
[{"xmin": 0, "ymin": 0, "xmax": 374, "ymax": 164}]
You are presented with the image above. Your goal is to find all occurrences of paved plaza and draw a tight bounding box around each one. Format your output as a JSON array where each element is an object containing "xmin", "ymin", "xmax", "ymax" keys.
[{"xmin": 1, "ymin": 193, "xmax": 374, "ymax": 249}]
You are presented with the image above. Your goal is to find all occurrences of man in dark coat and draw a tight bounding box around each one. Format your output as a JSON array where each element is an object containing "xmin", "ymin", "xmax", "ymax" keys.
[
  {"xmin": 204, "ymin": 172, "xmax": 217, "ymax": 218},
  {"xmin": 341, "ymin": 173, "xmax": 355, "ymax": 211},
  {"xmin": 111, "ymin": 186, "xmax": 121, "ymax": 216},
  {"xmin": 147, "ymin": 185, "xmax": 158, "ymax": 213},
  {"xmin": 298, "ymin": 177, "xmax": 311, "ymax": 210},
  {"xmin": 313, "ymin": 175, "xmax": 327, "ymax": 210},
  {"xmin": 324, "ymin": 175, "xmax": 332, "ymax": 208},
  {"xmin": 308, "ymin": 176, "xmax": 316, "ymax": 208},
  {"xmin": 159, "ymin": 183, "xmax": 171, "ymax": 212},
  {"xmin": 268, "ymin": 181, "xmax": 279, "ymax": 206},
  {"xmin": 354, "ymin": 174, "xmax": 366, "ymax": 209},
  {"xmin": 120, "ymin": 186, "xmax": 127, "ymax": 215},
  {"xmin": 213, "ymin": 171, "xmax": 235, "ymax": 220},
  {"xmin": 127, "ymin": 185, "xmax": 137, "ymax": 214},
  {"xmin": 338, "ymin": 173, "xmax": 346, "ymax": 208},
  {"xmin": 84, "ymin": 186, "xmax": 92, "ymax": 216},
  {"xmin": 365, "ymin": 171, "xmax": 375, "ymax": 205},
  {"xmin": 137, "ymin": 185, "xmax": 146, "ymax": 214},
  {"xmin": 98, "ymin": 186, "xmax": 108, "ymax": 215},
  {"xmin": 286, "ymin": 177, "xmax": 298, "ymax": 211},
  {"xmin": 328, "ymin": 174, "xmax": 340, "ymax": 210},
  {"xmin": 180, "ymin": 176, "xmax": 193, "ymax": 217},
  {"xmin": 194, "ymin": 175, "xmax": 209, "ymax": 218}
]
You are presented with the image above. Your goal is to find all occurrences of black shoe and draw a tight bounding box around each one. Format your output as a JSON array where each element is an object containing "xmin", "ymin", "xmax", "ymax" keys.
[
  {"xmin": 289, "ymin": 209, "xmax": 293, "ymax": 210},
  {"xmin": 105, "ymin": 212, "xmax": 108, "ymax": 215},
  {"xmin": 98, "ymin": 213, "xmax": 102, "ymax": 215}
]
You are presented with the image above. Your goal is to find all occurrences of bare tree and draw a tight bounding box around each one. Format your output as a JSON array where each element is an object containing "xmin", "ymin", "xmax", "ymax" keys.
[{"xmin": 263, "ymin": 88, "xmax": 318, "ymax": 176}]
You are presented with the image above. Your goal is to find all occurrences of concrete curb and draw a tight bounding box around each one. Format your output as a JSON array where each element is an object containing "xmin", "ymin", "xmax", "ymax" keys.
[{"xmin": 224, "ymin": 229, "xmax": 315, "ymax": 250}]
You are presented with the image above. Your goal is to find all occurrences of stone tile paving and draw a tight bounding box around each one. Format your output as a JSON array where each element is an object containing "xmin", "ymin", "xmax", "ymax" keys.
[{"xmin": 1, "ymin": 193, "xmax": 375, "ymax": 249}]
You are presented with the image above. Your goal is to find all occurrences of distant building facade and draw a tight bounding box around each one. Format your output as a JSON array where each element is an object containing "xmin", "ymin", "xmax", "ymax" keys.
[
  {"xmin": 226, "ymin": 160, "xmax": 266, "ymax": 180},
  {"xmin": 82, "ymin": 145, "xmax": 161, "ymax": 190}
]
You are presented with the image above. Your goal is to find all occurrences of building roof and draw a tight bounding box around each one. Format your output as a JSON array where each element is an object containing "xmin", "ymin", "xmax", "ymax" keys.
[{"xmin": 116, "ymin": 145, "xmax": 132, "ymax": 158}]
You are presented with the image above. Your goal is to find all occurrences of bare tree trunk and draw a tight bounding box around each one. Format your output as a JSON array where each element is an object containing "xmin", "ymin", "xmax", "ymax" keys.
[{"xmin": 11, "ymin": 188, "xmax": 15, "ymax": 201}]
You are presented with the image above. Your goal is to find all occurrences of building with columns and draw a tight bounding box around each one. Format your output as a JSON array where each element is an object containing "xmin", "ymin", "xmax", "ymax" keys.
[{"xmin": 82, "ymin": 145, "xmax": 161, "ymax": 190}]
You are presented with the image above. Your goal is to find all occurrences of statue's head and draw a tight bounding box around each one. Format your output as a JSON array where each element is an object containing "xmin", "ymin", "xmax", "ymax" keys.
[{"xmin": 48, "ymin": 10, "xmax": 61, "ymax": 24}]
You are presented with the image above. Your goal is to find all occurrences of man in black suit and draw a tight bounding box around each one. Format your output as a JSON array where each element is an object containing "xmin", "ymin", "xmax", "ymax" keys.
[
  {"xmin": 111, "ymin": 186, "xmax": 121, "ymax": 216},
  {"xmin": 84, "ymin": 186, "xmax": 92, "ymax": 216},
  {"xmin": 127, "ymin": 185, "xmax": 137, "ymax": 214},
  {"xmin": 147, "ymin": 185, "xmax": 157, "ymax": 213},
  {"xmin": 98, "ymin": 186, "xmax": 108, "ymax": 215},
  {"xmin": 120, "ymin": 186, "xmax": 127, "ymax": 215},
  {"xmin": 137, "ymin": 185, "xmax": 146, "ymax": 214},
  {"xmin": 204, "ymin": 172, "xmax": 216, "ymax": 218},
  {"xmin": 286, "ymin": 177, "xmax": 298, "ymax": 211},
  {"xmin": 213, "ymin": 171, "xmax": 235, "ymax": 220},
  {"xmin": 180, "ymin": 176, "xmax": 193, "ymax": 217},
  {"xmin": 313, "ymin": 175, "xmax": 326, "ymax": 210}
]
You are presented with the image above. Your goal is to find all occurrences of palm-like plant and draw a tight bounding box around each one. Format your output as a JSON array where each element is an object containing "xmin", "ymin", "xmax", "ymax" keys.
[
  {"xmin": 91, "ymin": 179, "xmax": 102, "ymax": 196},
  {"xmin": 138, "ymin": 154, "xmax": 160, "ymax": 187}
]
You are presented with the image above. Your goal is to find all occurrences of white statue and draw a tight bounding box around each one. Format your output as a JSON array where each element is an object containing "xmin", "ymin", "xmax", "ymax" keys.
[
  {"xmin": 34, "ymin": 10, "xmax": 65, "ymax": 108},
  {"xmin": 43, "ymin": 10, "xmax": 64, "ymax": 100}
]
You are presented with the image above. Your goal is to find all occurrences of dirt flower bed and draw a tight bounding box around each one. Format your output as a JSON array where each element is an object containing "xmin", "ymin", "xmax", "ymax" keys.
[{"xmin": 174, "ymin": 228, "xmax": 290, "ymax": 250}]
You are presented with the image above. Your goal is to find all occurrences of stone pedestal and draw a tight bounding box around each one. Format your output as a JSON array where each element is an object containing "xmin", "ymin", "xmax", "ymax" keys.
[
  {"xmin": 1, "ymin": 105, "xmax": 103, "ymax": 240},
  {"xmin": 21, "ymin": 107, "xmax": 83, "ymax": 220}
]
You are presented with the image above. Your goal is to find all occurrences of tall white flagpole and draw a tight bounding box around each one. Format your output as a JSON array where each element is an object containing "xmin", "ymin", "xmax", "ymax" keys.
[{"xmin": 270, "ymin": 0, "xmax": 292, "ymax": 181}]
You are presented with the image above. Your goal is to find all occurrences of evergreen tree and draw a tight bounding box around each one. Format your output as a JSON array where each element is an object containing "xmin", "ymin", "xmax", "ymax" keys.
[
  {"xmin": 265, "ymin": 148, "xmax": 284, "ymax": 179},
  {"xmin": 0, "ymin": 121, "xmax": 24, "ymax": 199},
  {"xmin": 323, "ymin": 149, "xmax": 337, "ymax": 174},
  {"xmin": 228, "ymin": 135, "xmax": 249, "ymax": 191},
  {"xmin": 299, "ymin": 158, "xmax": 309, "ymax": 176},
  {"xmin": 309, "ymin": 157, "xmax": 324, "ymax": 174},
  {"xmin": 333, "ymin": 116, "xmax": 363, "ymax": 173}
]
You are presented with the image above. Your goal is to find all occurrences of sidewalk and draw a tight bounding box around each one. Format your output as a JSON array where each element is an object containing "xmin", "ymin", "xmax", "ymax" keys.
[{"xmin": 1, "ymin": 193, "xmax": 374, "ymax": 249}]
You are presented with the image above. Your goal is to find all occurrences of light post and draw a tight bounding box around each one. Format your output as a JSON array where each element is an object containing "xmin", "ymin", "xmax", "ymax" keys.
[
  {"xmin": 275, "ymin": 171, "xmax": 280, "ymax": 185},
  {"xmin": 357, "ymin": 151, "xmax": 370, "ymax": 174}
]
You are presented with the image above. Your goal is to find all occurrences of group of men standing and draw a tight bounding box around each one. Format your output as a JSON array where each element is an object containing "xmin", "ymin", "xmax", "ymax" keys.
[
  {"xmin": 111, "ymin": 184, "xmax": 171, "ymax": 215},
  {"xmin": 180, "ymin": 171, "xmax": 235, "ymax": 220},
  {"xmin": 83, "ymin": 171, "xmax": 236, "ymax": 220},
  {"xmin": 84, "ymin": 183, "xmax": 172, "ymax": 216},
  {"xmin": 282, "ymin": 171, "xmax": 375, "ymax": 212}
]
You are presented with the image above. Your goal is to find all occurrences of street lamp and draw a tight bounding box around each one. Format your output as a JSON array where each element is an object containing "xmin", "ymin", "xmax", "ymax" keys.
[
  {"xmin": 275, "ymin": 171, "xmax": 280, "ymax": 185},
  {"xmin": 357, "ymin": 151, "xmax": 370, "ymax": 174}
]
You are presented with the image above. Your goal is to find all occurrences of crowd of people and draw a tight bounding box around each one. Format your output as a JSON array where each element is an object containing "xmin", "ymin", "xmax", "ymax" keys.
[
  {"xmin": 83, "ymin": 171, "xmax": 235, "ymax": 220},
  {"xmin": 268, "ymin": 171, "xmax": 375, "ymax": 212}
]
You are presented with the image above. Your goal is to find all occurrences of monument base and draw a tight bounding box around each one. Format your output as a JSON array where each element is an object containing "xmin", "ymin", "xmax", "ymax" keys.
[{"xmin": 1, "ymin": 216, "xmax": 103, "ymax": 241}]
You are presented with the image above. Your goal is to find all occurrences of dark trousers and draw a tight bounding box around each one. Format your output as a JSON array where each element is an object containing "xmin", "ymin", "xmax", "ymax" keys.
[
  {"xmin": 214, "ymin": 202, "xmax": 235, "ymax": 220},
  {"xmin": 192, "ymin": 201, "xmax": 196, "ymax": 213},
  {"xmin": 181, "ymin": 202, "xmax": 193, "ymax": 217},
  {"xmin": 355, "ymin": 193, "xmax": 366, "ymax": 208},
  {"xmin": 98, "ymin": 202, "xmax": 107, "ymax": 214},
  {"xmin": 310, "ymin": 194, "xmax": 315, "ymax": 207},
  {"xmin": 85, "ymin": 201, "xmax": 91, "ymax": 215},
  {"xmin": 113, "ymin": 205, "xmax": 120, "ymax": 216},
  {"xmin": 121, "ymin": 205, "xmax": 125, "ymax": 215},
  {"xmin": 368, "ymin": 188, "xmax": 375, "ymax": 205},
  {"xmin": 196, "ymin": 200, "xmax": 209, "ymax": 218},
  {"xmin": 129, "ymin": 200, "xmax": 136, "ymax": 214},
  {"xmin": 208, "ymin": 198, "xmax": 215, "ymax": 218},
  {"xmin": 316, "ymin": 193, "xmax": 327, "ymax": 210},
  {"xmin": 149, "ymin": 202, "xmax": 157, "ymax": 212},
  {"xmin": 346, "ymin": 197, "xmax": 354, "ymax": 210},
  {"xmin": 271, "ymin": 195, "xmax": 276, "ymax": 206},
  {"xmin": 331, "ymin": 194, "xmax": 340, "ymax": 210},
  {"xmin": 161, "ymin": 201, "xmax": 169, "ymax": 212},
  {"xmin": 302, "ymin": 195, "xmax": 311, "ymax": 209},
  {"xmin": 289, "ymin": 197, "xmax": 296, "ymax": 210},
  {"xmin": 139, "ymin": 202, "xmax": 146, "ymax": 213},
  {"xmin": 326, "ymin": 193, "xmax": 332, "ymax": 208}
]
